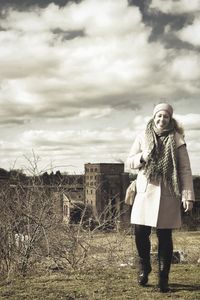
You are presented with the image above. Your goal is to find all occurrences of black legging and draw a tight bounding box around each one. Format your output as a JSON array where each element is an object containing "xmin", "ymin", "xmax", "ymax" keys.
[{"xmin": 134, "ymin": 225, "xmax": 173, "ymax": 262}]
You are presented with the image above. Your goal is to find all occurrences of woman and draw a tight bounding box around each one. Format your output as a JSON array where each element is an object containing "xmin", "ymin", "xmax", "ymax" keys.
[{"xmin": 126, "ymin": 103, "xmax": 195, "ymax": 293}]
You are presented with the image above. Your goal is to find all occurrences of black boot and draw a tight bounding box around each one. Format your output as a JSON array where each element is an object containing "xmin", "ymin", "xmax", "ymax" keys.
[
  {"xmin": 138, "ymin": 258, "xmax": 152, "ymax": 286},
  {"xmin": 134, "ymin": 225, "xmax": 152, "ymax": 286},
  {"xmin": 158, "ymin": 258, "xmax": 170, "ymax": 292},
  {"xmin": 157, "ymin": 229, "xmax": 173, "ymax": 293}
]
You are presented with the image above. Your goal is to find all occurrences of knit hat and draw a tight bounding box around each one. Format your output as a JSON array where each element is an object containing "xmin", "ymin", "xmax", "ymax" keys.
[{"xmin": 153, "ymin": 103, "xmax": 173, "ymax": 117}]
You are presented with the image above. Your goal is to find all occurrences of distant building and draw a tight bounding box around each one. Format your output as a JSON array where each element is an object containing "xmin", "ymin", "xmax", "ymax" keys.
[{"xmin": 84, "ymin": 163, "xmax": 130, "ymax": 227}]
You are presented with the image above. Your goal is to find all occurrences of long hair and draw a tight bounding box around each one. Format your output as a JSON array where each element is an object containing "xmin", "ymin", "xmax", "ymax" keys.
[{"xmin": 172, "ymin": 118, "xmax": 184, "ymax": 136}]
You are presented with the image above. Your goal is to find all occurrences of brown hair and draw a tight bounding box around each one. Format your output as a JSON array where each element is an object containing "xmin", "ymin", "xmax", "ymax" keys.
[{"xmin": 172, "ymin": 118, "xmax": 184, "ymax": 136}]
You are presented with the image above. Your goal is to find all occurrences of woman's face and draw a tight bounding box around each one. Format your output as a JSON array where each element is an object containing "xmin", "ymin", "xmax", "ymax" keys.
[{"xmin": 154, "ymin": 110, "xmax": 171, "ymax": 130}]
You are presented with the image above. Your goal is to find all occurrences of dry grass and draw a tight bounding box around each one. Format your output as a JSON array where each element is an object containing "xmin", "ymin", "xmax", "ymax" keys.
[
  {"xmin": 0, "ymin": 230, "xmax": 199, "ymax": 300},
  {"xmin": 0, "ymin": 264, "xmax": 199, "ymax": 300},
  {"xmin": 86, "ymin": 230, "xmax": 200, "ymax": 267}
]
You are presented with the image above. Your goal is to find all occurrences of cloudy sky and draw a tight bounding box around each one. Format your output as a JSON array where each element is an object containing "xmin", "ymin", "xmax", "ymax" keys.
[{"xmin": 0, "ymin": 0, "xmax": 200, "ymax": 175}]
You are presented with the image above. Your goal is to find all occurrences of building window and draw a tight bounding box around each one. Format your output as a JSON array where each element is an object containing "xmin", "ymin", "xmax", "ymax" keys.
[
  {"xmin": 63, "ymin": 205, "xmax": 67, "ymax": 216},
  {"xmin": 90, "ymin": 168, "xmax": 93, "ymax": 172}
]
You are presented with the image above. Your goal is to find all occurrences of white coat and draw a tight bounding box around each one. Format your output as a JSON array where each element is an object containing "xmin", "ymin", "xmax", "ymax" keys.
[{"xmin": 126, "ymin": 131, "xmax": 195, "ymax": 229}]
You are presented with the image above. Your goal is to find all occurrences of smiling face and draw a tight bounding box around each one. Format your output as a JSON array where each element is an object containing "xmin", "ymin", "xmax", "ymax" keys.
[{"xmin": 154, "ymin": 110, "xmax": 171, "ymax": 130}]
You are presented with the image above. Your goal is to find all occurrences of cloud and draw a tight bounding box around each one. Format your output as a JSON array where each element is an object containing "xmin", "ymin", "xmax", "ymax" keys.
[
  {"xmin": 0, "ymin": 0, "xmax": 168, "ymax": 124},
  {"xmin": 0, "ymin": 126, "xmax": 133, "ymax": 172},
  {"xmin": 169, "ymin": 54, "xmax": 200, "ymax": 81},
  {"xmin": 1, "ymin": 0, "xmax": 198, "ymax": 126},
  {"xmin": 20, "ymin": 127, "xmax": 133, "ymax": 148},
  {"xmin": 175, "ymin": 114, "xmax": 200, "ymax": 130},
  {"xmin": 78, "ymin": 107, "xmax": 112, "ymax": 119},
  {"xmin": 176, "ymin": 19, "xmax": 200, "ymax": 46},
  {"xmin": 149, "ymin": 0, "xmax": 200, "ymax": 14},
  {"xmin": 0, "ymin": 110, "xmax": 199, "ymax": 174}
]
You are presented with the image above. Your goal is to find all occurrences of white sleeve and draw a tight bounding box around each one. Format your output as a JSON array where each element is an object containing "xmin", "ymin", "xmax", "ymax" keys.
[
  {"xmin": 177, "ymin": 145, "xmax": 195, "ymax": 202},
  {"xmin": 126, "ymin": 135, "xmax": 144, "ymax": 171}
]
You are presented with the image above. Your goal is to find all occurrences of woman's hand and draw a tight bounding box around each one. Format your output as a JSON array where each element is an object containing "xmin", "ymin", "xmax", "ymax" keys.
[
  {"xmin": 141, "ymin": 150, "xmax": 150, "ymax": 162},
  {"xmin": 182, "ymin": 200, "xmax": 193, "ymax": 212}
]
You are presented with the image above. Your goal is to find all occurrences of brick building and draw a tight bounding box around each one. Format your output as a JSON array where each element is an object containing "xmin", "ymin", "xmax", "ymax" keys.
[{"xmin": 84, "ymin": 163, "xmax": 130, "ymax": 227}]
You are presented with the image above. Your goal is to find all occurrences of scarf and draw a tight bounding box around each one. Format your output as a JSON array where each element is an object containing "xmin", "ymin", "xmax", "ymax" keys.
[{"xmin": 143, "ymin": 119, "xmax": 180, "ymax": 197}]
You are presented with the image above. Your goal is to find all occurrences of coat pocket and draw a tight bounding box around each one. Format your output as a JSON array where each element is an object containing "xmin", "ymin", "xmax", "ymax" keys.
[{"xmin": 136, "ymin": 172, "xmax": 148, "ymax": 193}]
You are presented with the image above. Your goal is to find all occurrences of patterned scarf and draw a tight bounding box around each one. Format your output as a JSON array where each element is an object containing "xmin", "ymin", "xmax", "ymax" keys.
[{"xmin": 143, "ymin": 119, "xmax": 180, "ymax": 197}]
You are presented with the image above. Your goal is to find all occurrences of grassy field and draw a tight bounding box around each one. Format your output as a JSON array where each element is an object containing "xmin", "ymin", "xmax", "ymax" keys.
[
  {"xmin": 0, "ymin": 231, "xmax": 199, "ymax": 300},
  {"xmin": 0, "ymin": 264, "xmax": 199, "ymax": 300}
]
